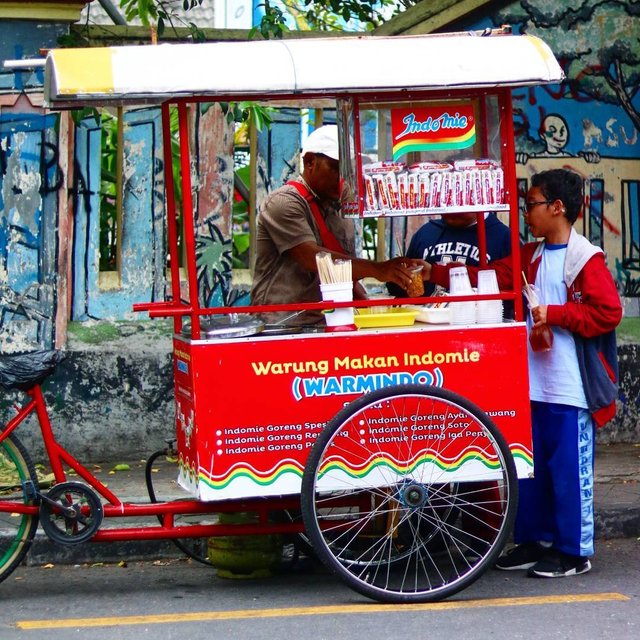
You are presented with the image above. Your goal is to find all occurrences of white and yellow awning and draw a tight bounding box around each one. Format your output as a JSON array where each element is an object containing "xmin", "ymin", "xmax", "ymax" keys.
[{"xmin": 44, "ymin": 32, "xmax": 564, "ymax": 106}]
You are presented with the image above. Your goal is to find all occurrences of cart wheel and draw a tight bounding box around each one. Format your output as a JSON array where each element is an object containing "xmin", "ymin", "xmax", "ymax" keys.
[{"xmin": 300, "ymin": 384, "xmax": 517, "ymax": 604}]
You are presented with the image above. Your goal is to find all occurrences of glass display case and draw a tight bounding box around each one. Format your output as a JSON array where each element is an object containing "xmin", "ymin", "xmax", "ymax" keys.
[{"xmin": 338, "ymin": 92, "xmax": 512, "ymax": 218}]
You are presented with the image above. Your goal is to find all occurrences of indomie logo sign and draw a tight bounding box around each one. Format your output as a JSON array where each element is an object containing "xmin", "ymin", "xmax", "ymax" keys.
[{"xmin": 391, "ymin": 104, "xmax": 476, "ymax": 160}]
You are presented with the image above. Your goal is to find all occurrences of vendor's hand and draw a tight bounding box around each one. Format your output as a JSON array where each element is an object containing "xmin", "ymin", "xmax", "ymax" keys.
[
  {"xmin": 531, "ymin": 304, "xmax": 548, "ymax": 325},
  {"xmin": 374, "ymin": 257, "xmax": 417, "ymax": 289}
]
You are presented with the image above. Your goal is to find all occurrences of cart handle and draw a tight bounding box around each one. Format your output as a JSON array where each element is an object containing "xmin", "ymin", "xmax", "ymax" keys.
[{"xmin": 133, "ymin": 293, "xmax": 516, "ymax": 319}]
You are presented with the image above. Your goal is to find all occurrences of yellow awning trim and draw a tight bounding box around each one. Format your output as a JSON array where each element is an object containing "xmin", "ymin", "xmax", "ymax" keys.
[{"xmin": 52, "ymin": 48, "xmax": 114, "ymax": 96}]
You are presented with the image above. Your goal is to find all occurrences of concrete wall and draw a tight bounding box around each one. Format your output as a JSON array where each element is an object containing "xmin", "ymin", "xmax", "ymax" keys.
[{"xmin": 2, "ymin": 324, "xmax": 638, "ymax": 464}]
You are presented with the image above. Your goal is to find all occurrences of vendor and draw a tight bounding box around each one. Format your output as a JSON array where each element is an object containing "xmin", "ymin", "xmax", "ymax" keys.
[{"xmin": 251, "ymin": 125, "xmax": 425, "ymax": 325}]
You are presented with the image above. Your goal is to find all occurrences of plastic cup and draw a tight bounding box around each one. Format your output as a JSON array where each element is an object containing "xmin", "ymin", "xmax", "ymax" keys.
[
  {"xmin": 450, "ymin": 301, "xmax": 476, "ymax": 325},
  {"xmin": 476, "ymin": 300, "xmax": 504, "ymax": 324},
  {"xmin": 477, "ymin": 269, "xmax": 499, "ymax": 294},
  {"xmin": 406, "ymin": 266, "xmax": 424, "ymax": 297},
  {"xmin": 448, "ymin": 266, "xmax": 473, "ymax": 295},
  {"xmin": 368, "ymin": 294, "xmax": 395, "ymax": 314},
  {"xmin": 320, "ymin": 282, "xmax": 355, "ymax": 328}
]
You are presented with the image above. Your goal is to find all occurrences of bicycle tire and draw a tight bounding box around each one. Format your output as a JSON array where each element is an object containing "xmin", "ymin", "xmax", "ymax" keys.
[
  {"xmin": 301, "ymin": 384, "xmax": 518, "ymax": 604},
  {"xmin": 0, "ymin": 434, "xmax": 39, "ymax": 583}
]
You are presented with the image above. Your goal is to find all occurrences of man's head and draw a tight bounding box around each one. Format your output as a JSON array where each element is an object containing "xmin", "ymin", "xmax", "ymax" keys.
[{"xmin": 301, "ymin": 125, "xmax": 340, "ymax": 201}]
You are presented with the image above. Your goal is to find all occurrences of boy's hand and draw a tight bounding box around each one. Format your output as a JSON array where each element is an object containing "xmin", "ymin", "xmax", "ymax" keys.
[
  {"xmin": 531, "ymin": 305, "xmax": 548, "ymax": 325},
  {"xmin": 417, "ymin": 260, "xmax": 431, "ymax": 280}
]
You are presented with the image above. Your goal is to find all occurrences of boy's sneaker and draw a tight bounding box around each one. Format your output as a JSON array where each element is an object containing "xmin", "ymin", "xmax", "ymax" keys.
[
  {"xmin": 527, "ymin": 551, "xmax": 591, "ymax": 578},
  {"xmin": 495, "ymin": 543, "xmax": 545, "ymax": 571}
]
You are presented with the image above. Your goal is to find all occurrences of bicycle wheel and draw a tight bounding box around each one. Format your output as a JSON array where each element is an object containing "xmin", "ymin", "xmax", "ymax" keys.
[
  {"xmin": 0, "ymin": 434, "xmax": 39, "ymax": 583},
  {"xmin": 301, "ymin": 384, "xmax": 517, "ymax": 604}
]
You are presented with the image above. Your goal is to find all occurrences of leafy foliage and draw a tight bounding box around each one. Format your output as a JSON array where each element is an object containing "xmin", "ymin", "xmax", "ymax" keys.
[
  {"xmin": 99, "ymin": 112, "xmax": 120, "ymax": 271},
  {"xmin": 250, "ymin": 0, "xmax": 289, "ymax": 39},
  {"xmin": 117, "ymin": 1, "xmax": 418, "ymax": 40},
  {"xmin": 119, "ymin": 0, "xmax": 206, "ymax": 39},
  {"xmin": 289, "ymin": 0, "xmax": 417, "ymax": 31},
  {"xmin": 195, "ymin": 220, "xmax": 234, "ymax": 306}
]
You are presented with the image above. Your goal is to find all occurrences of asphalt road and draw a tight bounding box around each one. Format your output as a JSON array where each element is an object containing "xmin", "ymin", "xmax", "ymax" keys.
[{"xmin": 1, "ymin": 538, "xmax": 638, "ymax": 640}]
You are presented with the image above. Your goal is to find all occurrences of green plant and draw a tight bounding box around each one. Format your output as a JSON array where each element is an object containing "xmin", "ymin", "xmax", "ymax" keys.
[
  {"xmin": 224, "ymin": 103, "xmax": 275, "ymax": 268},
  {"xmin": 99, "ymin": 111, "xmax": 119, "ymax": 271},
  {"xmin": 232, "ymin": 165, "xmax": 251, "ymax": 269},
  {"xmin": 618, "ymin": 317, "xmax": 640, "ymax": 343},
  {"xmin": 255, "ymin": 0, "xmax": 419, "ymax": 37},
  {"xmin": 119, "ymin": 0, "xmax": 206, "ymax": 40}
]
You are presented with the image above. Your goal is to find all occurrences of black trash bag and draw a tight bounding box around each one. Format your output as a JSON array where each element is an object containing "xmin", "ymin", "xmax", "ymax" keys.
[{"xmin": 0, "ymin": 350, "xmax": 65, "ymax": 391}]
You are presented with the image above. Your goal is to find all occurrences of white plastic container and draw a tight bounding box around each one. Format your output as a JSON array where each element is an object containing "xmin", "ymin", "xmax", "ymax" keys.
[{"xmin": 320, "ymin": 282, "xmax": 354, "ymax": 328}]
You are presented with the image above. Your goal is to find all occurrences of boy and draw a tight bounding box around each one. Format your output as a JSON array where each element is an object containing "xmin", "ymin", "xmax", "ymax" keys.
[{"xmin": 426, "ymin": 168, "xmax": 622, "ymax": 577}]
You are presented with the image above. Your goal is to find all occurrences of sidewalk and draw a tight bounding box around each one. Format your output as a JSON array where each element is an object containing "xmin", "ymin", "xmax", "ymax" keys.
[{"xmin": 24, "ymin": 443, "xmax": 640, "ymax": 567}]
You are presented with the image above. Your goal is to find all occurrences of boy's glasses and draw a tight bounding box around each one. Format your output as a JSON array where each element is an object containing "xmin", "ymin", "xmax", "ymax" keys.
[{"xmin": 522, "ymin": 200, "xmax": 553, "ymax": 212}]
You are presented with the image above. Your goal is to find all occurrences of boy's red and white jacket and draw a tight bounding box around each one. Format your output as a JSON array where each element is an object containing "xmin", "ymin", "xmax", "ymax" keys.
[{"xmin": 430, "ymin": 228, "xmax": 623, "ymax": 426}]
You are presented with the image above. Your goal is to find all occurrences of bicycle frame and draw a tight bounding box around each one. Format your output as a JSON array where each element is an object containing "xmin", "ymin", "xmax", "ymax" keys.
[{"xmin": 0, "ymin": 384, "xmax": 305, "ymax": 541}]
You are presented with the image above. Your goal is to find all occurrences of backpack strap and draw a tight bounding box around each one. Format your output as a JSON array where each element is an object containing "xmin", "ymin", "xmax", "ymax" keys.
[{"xmin": 287, "ymin": 180, "xmax": 345, "ymax": 254}]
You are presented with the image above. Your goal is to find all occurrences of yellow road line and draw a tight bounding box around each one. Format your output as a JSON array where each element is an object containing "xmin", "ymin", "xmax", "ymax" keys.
[{"xmin": 17, "ymin": 592, "xmax": 629, "ymax": 630}]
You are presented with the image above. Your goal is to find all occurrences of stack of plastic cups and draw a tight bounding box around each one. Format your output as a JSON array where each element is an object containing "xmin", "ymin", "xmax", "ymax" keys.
[
  {"xmin": 476, "ymin": 269, "xmax": 503, "ymax": 324},
  {"xmin": 449, "ymin": 266, "xmax": 476, "ymax": 325},
  {"xmin": 319, "ymin": 282, "xmax": 355, "ymax": 330}
]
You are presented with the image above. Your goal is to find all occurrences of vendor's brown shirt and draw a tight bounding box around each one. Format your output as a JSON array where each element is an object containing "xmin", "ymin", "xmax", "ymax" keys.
[{"xmin": 251, "ymin": 182, "xmax": 356, "ymax": 325}]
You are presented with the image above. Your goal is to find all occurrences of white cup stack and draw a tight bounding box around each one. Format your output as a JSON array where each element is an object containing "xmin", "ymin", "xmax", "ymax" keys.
[
  {"xmin": 476, "ymin": 269, "xmax": 503, "ymax": 324},
  {"xmin": 320, "ymin": 282, "xmax": 355, "ymax": 327},
  {"xmin": 449, "ymin": 266, "xmax": 476, "ymax": 325}
]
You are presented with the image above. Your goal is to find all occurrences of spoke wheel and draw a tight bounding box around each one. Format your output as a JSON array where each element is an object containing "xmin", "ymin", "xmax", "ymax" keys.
[
  {"xmin": 40, "ymin": 482, "xmax": 103, "ymax": 544},
  {"xmin": 301, "ymin": 384, "xmax": 517, "ymax": 603},
  {"xmin": 0, "ymin": 435, "xmax": 38, "ymax": 583}
]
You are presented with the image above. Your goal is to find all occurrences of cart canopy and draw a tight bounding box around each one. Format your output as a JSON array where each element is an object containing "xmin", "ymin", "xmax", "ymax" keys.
[{"xmin": 44, "ymin": 32, "xmax": 564, "ymax": 107}]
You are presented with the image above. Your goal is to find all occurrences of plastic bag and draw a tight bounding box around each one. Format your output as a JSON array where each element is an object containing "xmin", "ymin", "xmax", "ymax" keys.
[{"xmin": 0, "ymin": 350, "xmax": 65, "ymax": 391}]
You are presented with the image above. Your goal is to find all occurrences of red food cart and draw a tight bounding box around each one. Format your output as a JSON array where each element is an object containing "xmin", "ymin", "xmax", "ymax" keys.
[{"xmin": 42, "ymin": 28, "xmax": 564, "ymax": 603}]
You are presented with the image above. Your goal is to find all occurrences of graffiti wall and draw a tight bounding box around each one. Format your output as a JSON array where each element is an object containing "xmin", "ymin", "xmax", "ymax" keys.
[
  {"xmin": 191, "ymin": 103, "xmax": 237, "ymax": 308},
  {"xmin": 0, "ymin": 101, "xmax": 62, "ymax": 351},
  {"xmin": 474, "ymin": 1, "xmax": 640, "ymax": 297}
]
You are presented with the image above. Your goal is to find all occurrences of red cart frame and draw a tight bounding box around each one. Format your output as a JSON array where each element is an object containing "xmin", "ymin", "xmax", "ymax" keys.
[{"xmin": 0, "ymin": 29, "xmax": 565, "ymax": 604}]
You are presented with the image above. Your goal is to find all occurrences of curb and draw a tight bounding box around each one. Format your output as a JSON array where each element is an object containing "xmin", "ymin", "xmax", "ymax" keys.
[
  {"xmin": 25, "ymin": 535, "xmax": 185, "ymax": 567},
  {"xmin": 17, "ymin": 504, "xmax": 639, "ymax": 568}
]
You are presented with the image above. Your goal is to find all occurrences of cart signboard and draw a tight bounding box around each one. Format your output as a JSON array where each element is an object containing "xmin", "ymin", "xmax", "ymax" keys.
[
  {"xmin": 391, "ymin": 104, "xmax": 477, "ymax": 159},
  {"xmin": 174, "ymin": 325, "xmax": 531, "ymax": 501}
]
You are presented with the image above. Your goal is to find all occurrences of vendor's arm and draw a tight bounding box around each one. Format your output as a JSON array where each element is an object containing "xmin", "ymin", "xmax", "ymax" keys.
[{"xmin": 286, "ymin": 241, "xmax": 425, "ymax": 290}]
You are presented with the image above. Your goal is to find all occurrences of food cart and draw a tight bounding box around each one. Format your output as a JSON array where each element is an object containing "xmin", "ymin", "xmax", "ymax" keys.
[{"xmin": 43, "ymin": 29, "xmax": 564, "ymax": 603}]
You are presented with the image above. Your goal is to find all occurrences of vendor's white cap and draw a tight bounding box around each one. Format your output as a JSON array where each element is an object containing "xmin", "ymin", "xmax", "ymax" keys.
[{"xmin": 302, "ymin": 125, "xmax": 339, "ymax": 160}]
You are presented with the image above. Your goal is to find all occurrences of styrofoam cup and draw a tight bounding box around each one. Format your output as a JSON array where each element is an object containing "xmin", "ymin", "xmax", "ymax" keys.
[{"xmin": 320, "ymin": 282, "xmax": 354, "ymax": 327}]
